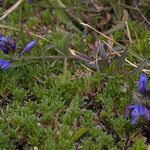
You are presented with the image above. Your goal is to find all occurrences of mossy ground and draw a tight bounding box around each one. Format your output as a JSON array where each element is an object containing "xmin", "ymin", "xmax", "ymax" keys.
[{"xmin": 0, "ymin": 0, "xmax": 150, "ymax": 149}]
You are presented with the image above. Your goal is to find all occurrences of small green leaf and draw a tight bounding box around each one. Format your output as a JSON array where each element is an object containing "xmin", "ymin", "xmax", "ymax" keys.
[{"xmin": 72, "ymin": 127, "xmax": 89, "ymax": 142}]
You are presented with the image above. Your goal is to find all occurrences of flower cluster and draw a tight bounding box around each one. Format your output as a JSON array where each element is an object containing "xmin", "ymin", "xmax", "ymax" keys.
[
  {"xmin": 125, "ymin": 104, "xmax": 150, "ymax": 125},
  {"xmin": 0, "ymin": 35, "xmax": 16, "ymax": 54},
  {"xmin": 0, "ymin": 35, "xmax": 37, "ymax": 70},
  {"xmin": 125, "ymin": 73, "xmax": 150, "ymax": 125}
]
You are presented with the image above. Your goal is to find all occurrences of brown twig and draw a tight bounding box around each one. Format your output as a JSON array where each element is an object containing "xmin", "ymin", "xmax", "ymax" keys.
[
  {"xmin": 81, "ymin": 22, "xmax": 125, "ymax": 48},
  {"xmin": 135, "ymin": 5, "xmax": 150, "ymax": 26},
  {"xmin": 125, "ymin": 21, "xmax": 132, "ymax": 43},
  {"xmin": 0, "ymin": 0, "xmax": 23, "ymax": 21}
]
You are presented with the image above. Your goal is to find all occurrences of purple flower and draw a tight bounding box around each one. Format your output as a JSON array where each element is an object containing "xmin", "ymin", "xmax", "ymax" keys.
[
  {"xmin": 28, "ymin": 0, "xmax": 32, "ymax": 3},
  {"xmin": 0, "ymin": 60, "xmax": 11, "ymax": 70},
  {"xmin": 125, "ymin": 104, "xmax": 150, "ymax": 125},
  {"xmin": 21, "ymin": 40, "xmax": 37, "ymax": 54},
  {"xmin": 0, "ymin": 35, "xmax": 5, "ymax": 41},
  {"xmin": 138, "ymin": 73, "xmax": 147, "ymax": 95},
  {"xmin": 0, "ymin": 35, "xmax": 16, "ymax": 54}
]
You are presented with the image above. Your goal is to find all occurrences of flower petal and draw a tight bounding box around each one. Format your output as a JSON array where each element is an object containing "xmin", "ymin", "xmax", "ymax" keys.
[
  {"xmin": 142, "ymin": 106, "xmax": 150, "ymax": 120},
  {"xmin": 125, "ymin": 105, "xmax": 133, "ymax": 118},
  {"xmin": 6, "ymin": 36, "xmax": 12, "ymax": 43},
  {"xmin": 125, "ymin": 104, "xmax": 150, "ymax": 125},
  {"xmin": 22, "ymin": 40, "xmax": 37, "ymax": 54},
  {"xmin": 0, "ymin": 35, "xmax": 16, "ymax": 54},
  {"xmin": 28, "ymin": 0, "xmax": 32, "ymax": 3},
  {"xmin": 0, "ymin": 60, "xmax": 11, "ymax": 70},
  {"xmin": 131, "ymin": 107, "xmax": 140, "ymax": 125},
  {"xmin": 131, "ymin": 113, "xmax": 139, "ymax": 125},
  {"xmin": 0, "ymin": 35, "xmax": 5, "ymax": 42},
  {"xmin": 138, "ymin": 73, "xmax": 147, "ymax": 95},
  {"xmin": 12, "ymin": 42, "xmax": 17, "ymax": 50},
  {"xmin": 2, "ymin": 47, "xmax": 9, "ymax": 54},
  {"xmin": 0, "ymin": 42, "xmax": 4, "ymax": 50}
]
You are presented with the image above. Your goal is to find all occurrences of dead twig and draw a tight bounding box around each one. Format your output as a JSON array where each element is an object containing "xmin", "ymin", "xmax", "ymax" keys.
[
  {"xmin": 81, "ymin": 22, "xmax": 150, "ymax": 74},
  {"xmin": 81, "ymin": 22, "xmax": 125, "ymax": 48},
  {"xmin": 0, "ymin": 0, "xmax": 23, "ymax": 21},
  {"xmin": 135, "ymin": 5, "xmax": 150, "ymax": 26},
  {"xmin": 125, "ymin": 21, "xmax": 132, "ymax": 43},
  {"xmin": 119, "ymin": 3, "xmax": 138, "ymax": 11}
]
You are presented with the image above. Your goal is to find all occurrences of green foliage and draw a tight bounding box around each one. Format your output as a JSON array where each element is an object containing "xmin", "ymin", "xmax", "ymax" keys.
[
  {"xmin": 131, "ymin": 138, "xmax": 147, "ymax": 150},
  {"xmin": 0, "ymin": 0, "xmax": 150, "ymax": 149},
  {"xmin": 27, "ymin": 16, "xmax": 41, "ymax": 29},
  {"xmin": 42, "ymin": 10, "xmax": 52, "ymax": 25},
  {"xmin": 83, "ymin": 127, "xmax": 116, "ymax": 150}
]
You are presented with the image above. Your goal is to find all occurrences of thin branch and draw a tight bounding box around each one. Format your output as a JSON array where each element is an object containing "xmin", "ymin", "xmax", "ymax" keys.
[
  {"xmin": 81, "ymin": 22, "xmax": 125, "ymax": 48},
  {"xmin": 119, "ymin": 3, "xmax": 138, "ymax": 11},
  {"xmin": 125, "ymin": 21, "xmax": 132, "ymax": 43},
  {"xmin": 135, "ymin": 5, "xmax": 150, "ymax": 26},
  {"xmin": 0, "ymin": 0, "xmax": 23, "ymax": 21}
]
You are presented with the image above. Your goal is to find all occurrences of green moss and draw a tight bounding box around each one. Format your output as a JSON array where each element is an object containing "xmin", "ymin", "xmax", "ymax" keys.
[{"xmin": 0, "ymin": 0, "xmax": 149, "ymax": 149}]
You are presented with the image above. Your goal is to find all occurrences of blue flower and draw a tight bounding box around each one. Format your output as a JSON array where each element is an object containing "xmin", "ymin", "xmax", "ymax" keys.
[
  {"xmin": 28, "ymin": 0, "xmax": 32, "ymax": 3},
  {"xmin": 0, "ymin": 35, "xmax": 5, "ymax": 41},
  {"xmin": 21, "ymin": 40, "xmax": 37, "ymax": 54},
  {"xmin": 138, "ymin": 73, "xmax": 147, "ymax": 96},
  {"xmin": 0, "ymin": 35, "xmax": 16, "ymax": 54},
  {"xmin": 125, "ymin": 104, "xmax": 150, "ymax": 125},
  {"xmin": 0, "ymin": 60, "xmax": 11, "ymax": 70}
]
